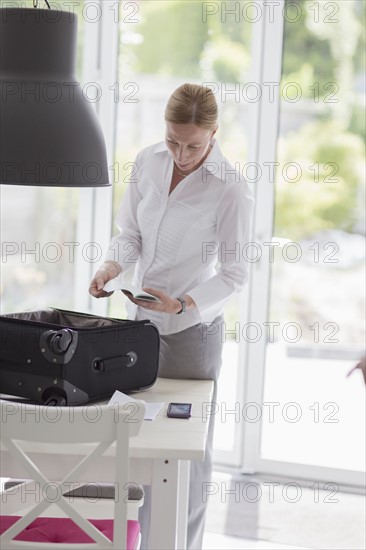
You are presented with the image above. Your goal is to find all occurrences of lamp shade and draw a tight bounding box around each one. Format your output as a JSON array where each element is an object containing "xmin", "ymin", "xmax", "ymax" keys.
[{"xmin": 0, "ymin": 8, "xmax": 110, "ymax": 187}]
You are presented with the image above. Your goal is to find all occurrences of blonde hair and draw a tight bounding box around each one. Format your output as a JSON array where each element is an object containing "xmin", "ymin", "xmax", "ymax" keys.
[{"xmin": 164, "ymin": 83, "xmax": 218, "ymax": 131}]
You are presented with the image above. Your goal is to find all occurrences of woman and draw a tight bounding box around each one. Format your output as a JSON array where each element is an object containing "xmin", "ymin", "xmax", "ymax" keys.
[{"xmin": 89, "ymin": 83, "xmax": 255, "ymax": 549}]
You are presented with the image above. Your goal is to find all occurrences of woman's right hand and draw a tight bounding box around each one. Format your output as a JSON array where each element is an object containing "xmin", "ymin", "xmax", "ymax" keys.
[{"xmin": 88, "ymin": 261, "xmax": 122, "ymax": 298}]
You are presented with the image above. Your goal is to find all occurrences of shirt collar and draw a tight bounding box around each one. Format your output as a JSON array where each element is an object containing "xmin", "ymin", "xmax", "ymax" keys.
[
  {"xmin": 201, "ymin": 140, "xmax": 233, "ymax": 183},
  {"xmin": 201, "ymin": 139, "xmax": 223, "ymax": 176}
]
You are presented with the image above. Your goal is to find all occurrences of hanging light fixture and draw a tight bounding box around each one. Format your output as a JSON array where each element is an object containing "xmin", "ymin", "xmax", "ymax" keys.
[{"xmin": 0, "ymin": 1, "xmax": 110, "ymax": 187}]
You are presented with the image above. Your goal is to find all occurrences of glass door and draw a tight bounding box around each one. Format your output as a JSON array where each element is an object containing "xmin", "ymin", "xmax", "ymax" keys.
[{"xmin": 244, "ymin": 0, "xmax": 365, "ymax": 487}]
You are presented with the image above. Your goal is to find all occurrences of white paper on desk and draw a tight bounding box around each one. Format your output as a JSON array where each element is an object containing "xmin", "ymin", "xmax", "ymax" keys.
[{"xmin": 108, "ymin": 390, "xmax": 164, "ymax": 421}]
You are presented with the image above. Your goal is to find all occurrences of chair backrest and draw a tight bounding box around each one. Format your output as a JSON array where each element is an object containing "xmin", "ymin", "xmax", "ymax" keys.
[{"xmin": 0, "ymin": 399, "xmax": 145, "ymax": 550}]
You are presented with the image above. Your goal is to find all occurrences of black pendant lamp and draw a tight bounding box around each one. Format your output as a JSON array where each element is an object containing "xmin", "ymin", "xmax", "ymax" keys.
[{"xmin": 0, "ymin": 2, "xmax": 110, "ymax": 187}]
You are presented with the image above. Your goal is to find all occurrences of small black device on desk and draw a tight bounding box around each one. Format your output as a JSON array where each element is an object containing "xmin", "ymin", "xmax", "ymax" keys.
[{"xmin": 167, "ymin": 402, "xmax": 192, "ymax": 419}]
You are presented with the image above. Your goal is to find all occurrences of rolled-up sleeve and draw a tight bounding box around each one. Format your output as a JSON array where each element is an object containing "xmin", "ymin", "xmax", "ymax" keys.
[
  {"xmin": 187, "ymin": 181, "xmax": 255, "ymax": 315},
  {"xmin": 104, "ymin": 153, "xmax": 143, "ymax": 273}
]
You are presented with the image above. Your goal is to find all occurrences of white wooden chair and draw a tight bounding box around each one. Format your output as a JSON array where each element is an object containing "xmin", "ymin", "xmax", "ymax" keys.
[{"xmin": 0, "ymin": 399, "xmax": 145, "ymax": 550}]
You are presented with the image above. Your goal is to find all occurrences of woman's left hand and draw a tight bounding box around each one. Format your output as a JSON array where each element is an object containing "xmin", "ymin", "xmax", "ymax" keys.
[{"xmin": 122, "ymin": 287, "xmax": 181, "ymax": 314}]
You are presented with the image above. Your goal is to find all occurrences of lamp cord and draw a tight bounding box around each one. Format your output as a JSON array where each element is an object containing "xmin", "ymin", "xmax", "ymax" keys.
[{"xmin": 33, "ymin": 0, "xmax": 51, "ymax": 8}]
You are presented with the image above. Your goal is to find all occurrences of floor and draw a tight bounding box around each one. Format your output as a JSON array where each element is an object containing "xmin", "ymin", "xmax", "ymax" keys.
[
  {"xmin": 203, "ymin": 472, "xmax": 366, "ymax": 550},
  {"xmin": 203, "ymin": 532, "xmax": 309, "ymax": 549}
]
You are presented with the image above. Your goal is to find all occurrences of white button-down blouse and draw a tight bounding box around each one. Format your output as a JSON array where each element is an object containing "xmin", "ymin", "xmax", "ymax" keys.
[{"xmin": 105, "ymin": 139, "xmax": 255, "ymax": 335}]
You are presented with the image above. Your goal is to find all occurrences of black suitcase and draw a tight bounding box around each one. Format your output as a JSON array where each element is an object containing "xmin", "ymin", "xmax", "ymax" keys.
[{"xmin": 0, "ymin": 308, "xmax": 160, "ymax": 406}]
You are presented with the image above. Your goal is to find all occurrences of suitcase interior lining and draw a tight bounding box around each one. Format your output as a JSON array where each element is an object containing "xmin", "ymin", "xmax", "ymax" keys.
[{"xmin": 1, "ymin": 309, "xmax": 122, "ymax": 328}]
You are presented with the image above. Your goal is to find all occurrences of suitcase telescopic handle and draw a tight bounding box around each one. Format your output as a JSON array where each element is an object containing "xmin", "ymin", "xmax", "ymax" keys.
[{"xmin": 92, "ymin": 352, "xmax": 138, "ymax": 373}]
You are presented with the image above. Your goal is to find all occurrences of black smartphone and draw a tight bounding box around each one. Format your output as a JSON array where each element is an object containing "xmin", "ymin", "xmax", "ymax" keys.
[{"xmin": 167, "ymin": 402, "xmax": 192, "ymax": 419}]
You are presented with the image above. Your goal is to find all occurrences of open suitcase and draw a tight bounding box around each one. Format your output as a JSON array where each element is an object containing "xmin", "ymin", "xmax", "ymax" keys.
[{"xmin": 0, "ymin": 308, "xmax": 160, "ymax": 406}]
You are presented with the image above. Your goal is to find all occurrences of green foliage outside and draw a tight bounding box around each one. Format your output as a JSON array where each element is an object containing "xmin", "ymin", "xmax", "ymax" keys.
[
  {"xmin": 275, "ymin": 119, "xmax": 365, "ymax": 240},
  {"xmin": 131, "ymin": 1, "xmax": 209, "ymax": 78},
  {"xmin": 121, "ymin": 0, "xmax": 251, "ymax": 82}
]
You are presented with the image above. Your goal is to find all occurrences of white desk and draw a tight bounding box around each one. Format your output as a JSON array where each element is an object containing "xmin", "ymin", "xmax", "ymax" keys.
[{"xmin": 0, "ymin": 378, "xmax": 214, "ymax": 550}]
